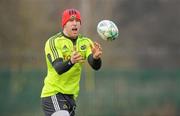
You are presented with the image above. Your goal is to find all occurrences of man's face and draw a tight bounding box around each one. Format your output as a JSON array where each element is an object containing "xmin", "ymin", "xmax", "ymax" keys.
[{"xmin": 63, "ymin": 17, "xmax": 81, "ymax": 39}]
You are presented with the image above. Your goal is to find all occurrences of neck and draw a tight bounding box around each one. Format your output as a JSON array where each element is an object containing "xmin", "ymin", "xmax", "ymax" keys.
[
  {"xmin": 63, "ymin": 30, "xmax": 77, "ymax": 39},
  {"xmin": 62, "ymin": 32, "xmax": 77, "ymax": 45}
]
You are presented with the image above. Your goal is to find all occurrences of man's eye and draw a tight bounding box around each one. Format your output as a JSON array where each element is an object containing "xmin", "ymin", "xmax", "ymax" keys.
[
  {"xmin": 76, "ymin": 19, "xmax": 80, "ymax": 22},
  {"xmin": 69, "ymin": 19, "xmax": 74, "ymax": 22}
]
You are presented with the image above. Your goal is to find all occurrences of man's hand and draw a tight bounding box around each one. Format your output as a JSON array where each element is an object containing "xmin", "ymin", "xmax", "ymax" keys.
[
  {"xmin": 70, "ymin": 46, "xmax": 84, "ymax": 64},
  {"xmin": 91, "ymin": 42, "xmax": 102, "ymax": 59}
]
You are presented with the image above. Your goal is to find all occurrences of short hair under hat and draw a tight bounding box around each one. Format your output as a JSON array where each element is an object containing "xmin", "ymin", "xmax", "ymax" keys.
[{"xmin": 61, "ymin": 8, "xmax": 81, "ymax": 28}]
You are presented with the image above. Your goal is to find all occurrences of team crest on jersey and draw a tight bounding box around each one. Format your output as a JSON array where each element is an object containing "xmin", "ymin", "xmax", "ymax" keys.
[{"xmin": 80, "ymin": 45, "xmax": 86, "ymax": 50}]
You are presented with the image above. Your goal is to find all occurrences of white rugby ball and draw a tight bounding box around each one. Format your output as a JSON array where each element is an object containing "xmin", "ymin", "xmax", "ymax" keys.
[{"xmin": 97, "ymin": 20, "xmax": 119, "ymax": 41}]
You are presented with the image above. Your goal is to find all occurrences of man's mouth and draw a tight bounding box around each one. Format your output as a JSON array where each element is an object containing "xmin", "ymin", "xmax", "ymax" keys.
[{"xmin": 72, "ymin": 28, "xmax": 77, "ymax": 31}]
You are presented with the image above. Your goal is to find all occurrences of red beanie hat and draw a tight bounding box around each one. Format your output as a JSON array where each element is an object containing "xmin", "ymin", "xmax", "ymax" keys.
[{"xmin": 61, "ymin": 9, "xmax": 81, "ymax": 28}]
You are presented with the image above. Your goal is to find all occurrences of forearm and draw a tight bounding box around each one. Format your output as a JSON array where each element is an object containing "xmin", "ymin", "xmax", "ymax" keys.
[
  {"xmin": 51, "ymin": 58, "xmax": 74, "ymax": 75},
  {"xmin": 88, "ymin": 54, "xmax": 102, "ymax": 70}
]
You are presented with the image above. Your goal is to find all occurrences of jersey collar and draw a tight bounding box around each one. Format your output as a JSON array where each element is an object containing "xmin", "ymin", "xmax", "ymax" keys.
[{"xmin": 62, "ymin": 32, "xmax": 78, "ymax": 45}]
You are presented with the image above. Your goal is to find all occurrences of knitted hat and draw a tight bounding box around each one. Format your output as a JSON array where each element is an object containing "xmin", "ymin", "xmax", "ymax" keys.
[{"xmin": 61, "ymin": 9, "xmax": 81, "ymax": 28}]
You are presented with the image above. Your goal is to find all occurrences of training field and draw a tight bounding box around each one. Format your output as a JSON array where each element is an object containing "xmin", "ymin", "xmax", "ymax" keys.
[{"xmin": 0, "ymin": 69, "xmax": 180, "ymax": 116}]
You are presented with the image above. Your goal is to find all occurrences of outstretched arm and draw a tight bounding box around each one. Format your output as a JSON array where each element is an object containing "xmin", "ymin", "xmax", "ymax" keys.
[{"xmin": 88, "ymin": 42, "xmax": 102, "ymax": 70}]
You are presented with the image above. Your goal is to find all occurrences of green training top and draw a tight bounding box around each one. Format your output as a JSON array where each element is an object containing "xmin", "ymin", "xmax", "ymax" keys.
[{"xmin": 41, "ymin": 32, "xmax": 93, "ymax": 99}]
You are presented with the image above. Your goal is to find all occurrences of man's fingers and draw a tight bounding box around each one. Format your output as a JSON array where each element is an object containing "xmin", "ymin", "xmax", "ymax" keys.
[
  {"xmin": 75, "ymin": 55, "xmax": 83, "ymax": 60},
  {"xmin": 94, "ymin": 42, "xmax": 100, "ymax": 47},
  {"xmin": 96, "ymin": 51, "xmax": 102, "ymax": 57},
  {"xmin": 73, "ymin": 54, "xmax": 80, "ymax": 59},
  {"xmin": 78, "ymin": 60, "xmax": 85, "ymax": 63},
  {"xmin": 98, "ymin": 46, "xmax": 102, "ymax": 51},
  {"xmin": 71, "ymin": 52, "xmax": 84, "ymax": 63},
  {"xmin": 94, "ymin": 42, "xmax": 102, "ymax": 50}
]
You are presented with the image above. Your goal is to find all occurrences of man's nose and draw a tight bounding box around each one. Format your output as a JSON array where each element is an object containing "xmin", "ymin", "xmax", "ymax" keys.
[{"xmin": 72, "ymin": 20, "xmax": 77, "ymax": 25}]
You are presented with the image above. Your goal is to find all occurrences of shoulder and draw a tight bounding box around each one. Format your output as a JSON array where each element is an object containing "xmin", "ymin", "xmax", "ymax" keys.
[
  {"xmin": 46, "ymin": 32, "xmax": 63, "ymax": 43},
  {"xmin": 78, "ymin": 34, "xmax": 93, "ymax": 43},
  {"xmin": 49, "ymin": 32, "xmax": 63, "ymax": 40},
  {"xmin": 78, "ymin": 34, "xmax": 89, "ymax": 39},
  {"xmin": 44, "ymin": 32, "xmax": 63, "ymax": 48}
]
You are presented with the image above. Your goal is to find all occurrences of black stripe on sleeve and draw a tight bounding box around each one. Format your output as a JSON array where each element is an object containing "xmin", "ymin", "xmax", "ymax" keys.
[
  {"xmin": 49, "ymin": 38, "xmax": 59, "ymax": 59},
  {"xmin": 52, "ymin": 38, "xmax": 59, "ymax": 58},
  {"xmin": 47, "ymin": 53, "xmax": 52, "ymax": 64},
  {"xmin": 49, "ymin": 39, "xmax": 56, "ymax": 59}
]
